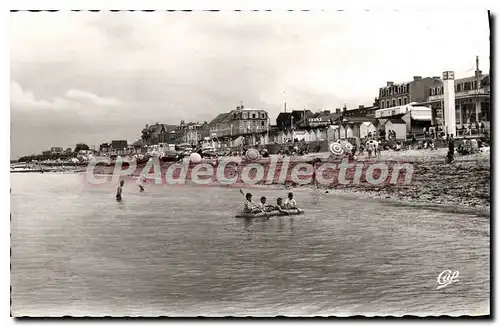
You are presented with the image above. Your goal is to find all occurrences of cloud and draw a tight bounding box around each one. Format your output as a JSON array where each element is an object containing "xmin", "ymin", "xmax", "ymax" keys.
[
  {"xmin": 65, "ymin": 89, "xmax": 123, "ymax": 107},
  {"xmin": 11, "ymin": 80, "xmax": 124, "ymax": 111}
]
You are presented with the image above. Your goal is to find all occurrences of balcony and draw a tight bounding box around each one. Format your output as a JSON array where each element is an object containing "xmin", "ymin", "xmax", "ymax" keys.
[{"xmin": 428, "ymin": 88, "xmax": 489, "ymax": 102}]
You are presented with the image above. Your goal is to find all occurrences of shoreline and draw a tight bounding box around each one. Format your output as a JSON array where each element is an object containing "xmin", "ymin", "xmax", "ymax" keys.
[{"xmin": 15, "ymin": 148, "xmax": 490, "ymax": 211}]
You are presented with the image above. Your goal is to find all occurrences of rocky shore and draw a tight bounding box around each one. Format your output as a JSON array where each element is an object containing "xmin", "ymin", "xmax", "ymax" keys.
[{"xmin": 309, "ymin": 148, "xmax": 490, "ymax": 209}]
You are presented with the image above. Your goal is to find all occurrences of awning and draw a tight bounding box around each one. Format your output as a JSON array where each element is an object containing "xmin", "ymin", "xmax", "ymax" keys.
[
  {"xmin": 410, "ymin": 109, "xmax": 432, "ymax": 121},
  {"xmin": 233, "ymin": 136, "xmax": 245, "ymax": 147}
]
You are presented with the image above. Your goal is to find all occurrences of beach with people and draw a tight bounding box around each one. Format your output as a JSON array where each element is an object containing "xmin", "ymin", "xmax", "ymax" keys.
[{"xmin": 88, "ymin": 143, "xmax": 490, "ymax": 212}]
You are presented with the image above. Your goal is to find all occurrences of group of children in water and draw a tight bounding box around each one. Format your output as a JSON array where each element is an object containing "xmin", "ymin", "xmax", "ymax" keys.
[
  {"xmin": 116, "ymin": 178, "xmax": 299, "ymax": 216},
  {"xmin": 243, "ymin": 192, "xmax": 298, "ymax": 215}
]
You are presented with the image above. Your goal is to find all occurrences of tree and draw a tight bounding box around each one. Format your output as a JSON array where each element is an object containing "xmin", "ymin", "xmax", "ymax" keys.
[{"xmin": 75, "ymin": 143, "xmax": 90, "ymax": 153}]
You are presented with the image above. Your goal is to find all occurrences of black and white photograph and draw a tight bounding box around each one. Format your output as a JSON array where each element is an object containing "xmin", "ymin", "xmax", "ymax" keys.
[{"xmin": 9, "ymin": 9, "xmax": 491, "ymax": 318}]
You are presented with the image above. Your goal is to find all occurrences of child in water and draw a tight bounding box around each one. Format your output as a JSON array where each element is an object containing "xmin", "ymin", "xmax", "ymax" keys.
[
  {"xmin": 138, "ymin": 175, "xmax": 146, "ymax": 192},
  {"xmin": 284, "ymin": 192, "xmax": 298, "ymax": 209},
  {"xmin": 243, "ymin": 193, "xmax": 261, "ymax": 214},
  {"xmin": 116, "ymin": 180, "xmax": 124, "ymax": 201},
  {"xmin": 259, "ymin": 196, "xmax": 268, "ymax": 212},
  {"xmin": 274, "ymin": 198, "xmax": 289, "ymax": 215}
]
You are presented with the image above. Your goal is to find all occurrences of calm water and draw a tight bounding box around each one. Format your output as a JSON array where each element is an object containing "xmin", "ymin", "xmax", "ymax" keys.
[{"xmin": 11, "ymin": 173, "xmax": 490, "ymax": 317}]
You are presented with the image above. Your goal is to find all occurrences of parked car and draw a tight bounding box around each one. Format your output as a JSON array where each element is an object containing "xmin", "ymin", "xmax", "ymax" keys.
[
  {"xmin": 161, "ymin": 150, "xmax": 179, "ymax": 162},
  {"xmin": 202, "ymin": 150, "xmax": 217, "ymax": 158}
]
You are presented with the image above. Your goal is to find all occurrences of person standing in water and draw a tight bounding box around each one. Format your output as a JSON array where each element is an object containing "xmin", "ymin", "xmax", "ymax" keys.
[
  {"xmin": 138, "ymin": 175, "xmax": 146, "ymax": 192},
  {"xmin": 116, "ymin": 180, "xmax": 124, "ymax": 201}
]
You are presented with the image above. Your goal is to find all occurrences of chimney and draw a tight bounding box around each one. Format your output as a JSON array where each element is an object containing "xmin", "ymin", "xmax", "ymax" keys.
[
  {"xmin": 335, "ymin": 108, "xmax": 341, "ymax": 114},
  {"xmin": 241, "ymin": 105, "xmax": 244, "ymax": 109},
  {"xmin": 342, "ymin": 105, "xmax": 347, "ymax": 112},
  {"xmin": 324, "ymin": 110, "xmax": 330, "ymax": 114},
  {"xmin": 475, "ymin": 70, "xmax": 483, "ymax": 78},
  {"xmin": 358, "ymin": 105, "xmax": 364, "ymax": 109},
  {"xmin": 432, "ymin": 76, "xmax": 440, "ymax": 80},
  {"xmin": 236, "ymin": 106, "xmax": 240, "ymax": 110},
  {"xmin": 387, "ymin": 81, "xmax": 394, "ymax": 87},
  {"xmin": 413, "ymin": 76, "xmax": 422, "ymax": 81}
]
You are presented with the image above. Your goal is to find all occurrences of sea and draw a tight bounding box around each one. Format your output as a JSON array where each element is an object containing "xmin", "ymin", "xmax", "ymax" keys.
[{"xmin": 10, "ymin": 173, "xmax": 490, "ymax": 317}]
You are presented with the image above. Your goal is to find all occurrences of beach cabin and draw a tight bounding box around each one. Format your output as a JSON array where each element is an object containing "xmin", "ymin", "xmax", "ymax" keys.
[
  {"xmin": 358, "ymin": 122, "xmax": 377, "ymax": 139},
  {"xmin": 375, "ymin": 103, "xmax": 432, "ymax": 139},
  {"xmin": 339, "ymin": 124, "xmax": 354, "ymax": 139},
  {"xmin": 294, "ymin": 131, "xmax": 307, "ymax": 142},
  {"xmin": 382, "ymin": 118, "xmax": 407, "ymax": 140},
  {"xmin": 327, "ymin": 125, "xmax": 340, "ymax": 141}
]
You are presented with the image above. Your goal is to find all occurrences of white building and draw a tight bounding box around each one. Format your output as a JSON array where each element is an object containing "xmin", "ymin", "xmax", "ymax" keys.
[{"xmin": 375, "ymin": 103, "xmax": 432, "ymax": 138}]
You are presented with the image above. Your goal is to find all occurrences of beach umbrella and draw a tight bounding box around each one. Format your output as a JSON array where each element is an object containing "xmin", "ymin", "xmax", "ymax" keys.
[
  {"xmin": 340, "ymin": 140, "xmax": 353, "ymax": 152},
  {"xmin": 329, "ymin": 142, "xmax": 344, "ymax": 156},
  {"xmin": 245, "ymin": 148, "xmax": 260, "ymax": 160}
]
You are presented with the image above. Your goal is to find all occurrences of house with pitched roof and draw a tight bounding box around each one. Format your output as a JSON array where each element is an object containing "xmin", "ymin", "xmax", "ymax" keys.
[
  {"xmin": 209, "ymin": 105, "xmax": 271, "ymax": 148},
  {"xmin": 141, "ymin": 123, "xmax": 181, "ymax": 146}
]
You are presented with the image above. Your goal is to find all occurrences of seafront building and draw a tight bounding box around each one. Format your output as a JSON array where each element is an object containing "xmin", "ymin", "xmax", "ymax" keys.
[
  {"xmin": 424, "ymin": 70, "xmax": 491, "ymax": 129},
  {"xmin": 378, "ymin": 76, "xmax": 442, "ymax": 109},
  {"xmin": 376, "ymin": 58, "xmax": 490, "ymax": 138},
  {"xmin": 17, "ymin": 58, "xmax": 492, "ymax": 161},
  {"xmin": 209, "ymin": 105, "xmax": 270, "ymax": 148},
  {"xmin": 140, "ymin": 123, "xmax": 180, "ymax": 146}
]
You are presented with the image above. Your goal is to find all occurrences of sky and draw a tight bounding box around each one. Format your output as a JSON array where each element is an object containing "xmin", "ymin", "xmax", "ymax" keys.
[{"xmin": 10, "ymin": 10, "xmax": 490, "ymax": 158}]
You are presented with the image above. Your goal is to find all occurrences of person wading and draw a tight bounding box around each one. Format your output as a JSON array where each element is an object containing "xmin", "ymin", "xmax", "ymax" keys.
[{"xmin": 116, "ymin": 180, "xmax": 124, "ymax": 201}]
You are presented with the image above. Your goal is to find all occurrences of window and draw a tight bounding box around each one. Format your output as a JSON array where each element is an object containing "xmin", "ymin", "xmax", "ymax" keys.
[
  {"xmin": 242, "ymin": 112, "xmax": 248, "ymax": 119},
  {"xmin": 392, "ymin": 99, "xmax": 396, "ymax": 107},
  {"xmin": 261, "ymin": 121, "xmax": 265, "ymax": 126},
  {"xmin": 386, "ymin": 100, "xmax": 389, "ymax": 108},
  {"xmin": 252, "ymin": 113, "xmax": 256, "ymax": 119},
  {"xmin": 456, "ymin": 84, "xmax": 462, "ymax": 92},
  {"xmin": 431, "ymin": 88, "xmax": 435, "ymax": 96},
  {"xmin": 403, "ymin": 97, "xmax": 408, "ymax": 105},
  {"xmin": 398, "ymin": 98, "xmax": 402, "ymax": 106}
]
